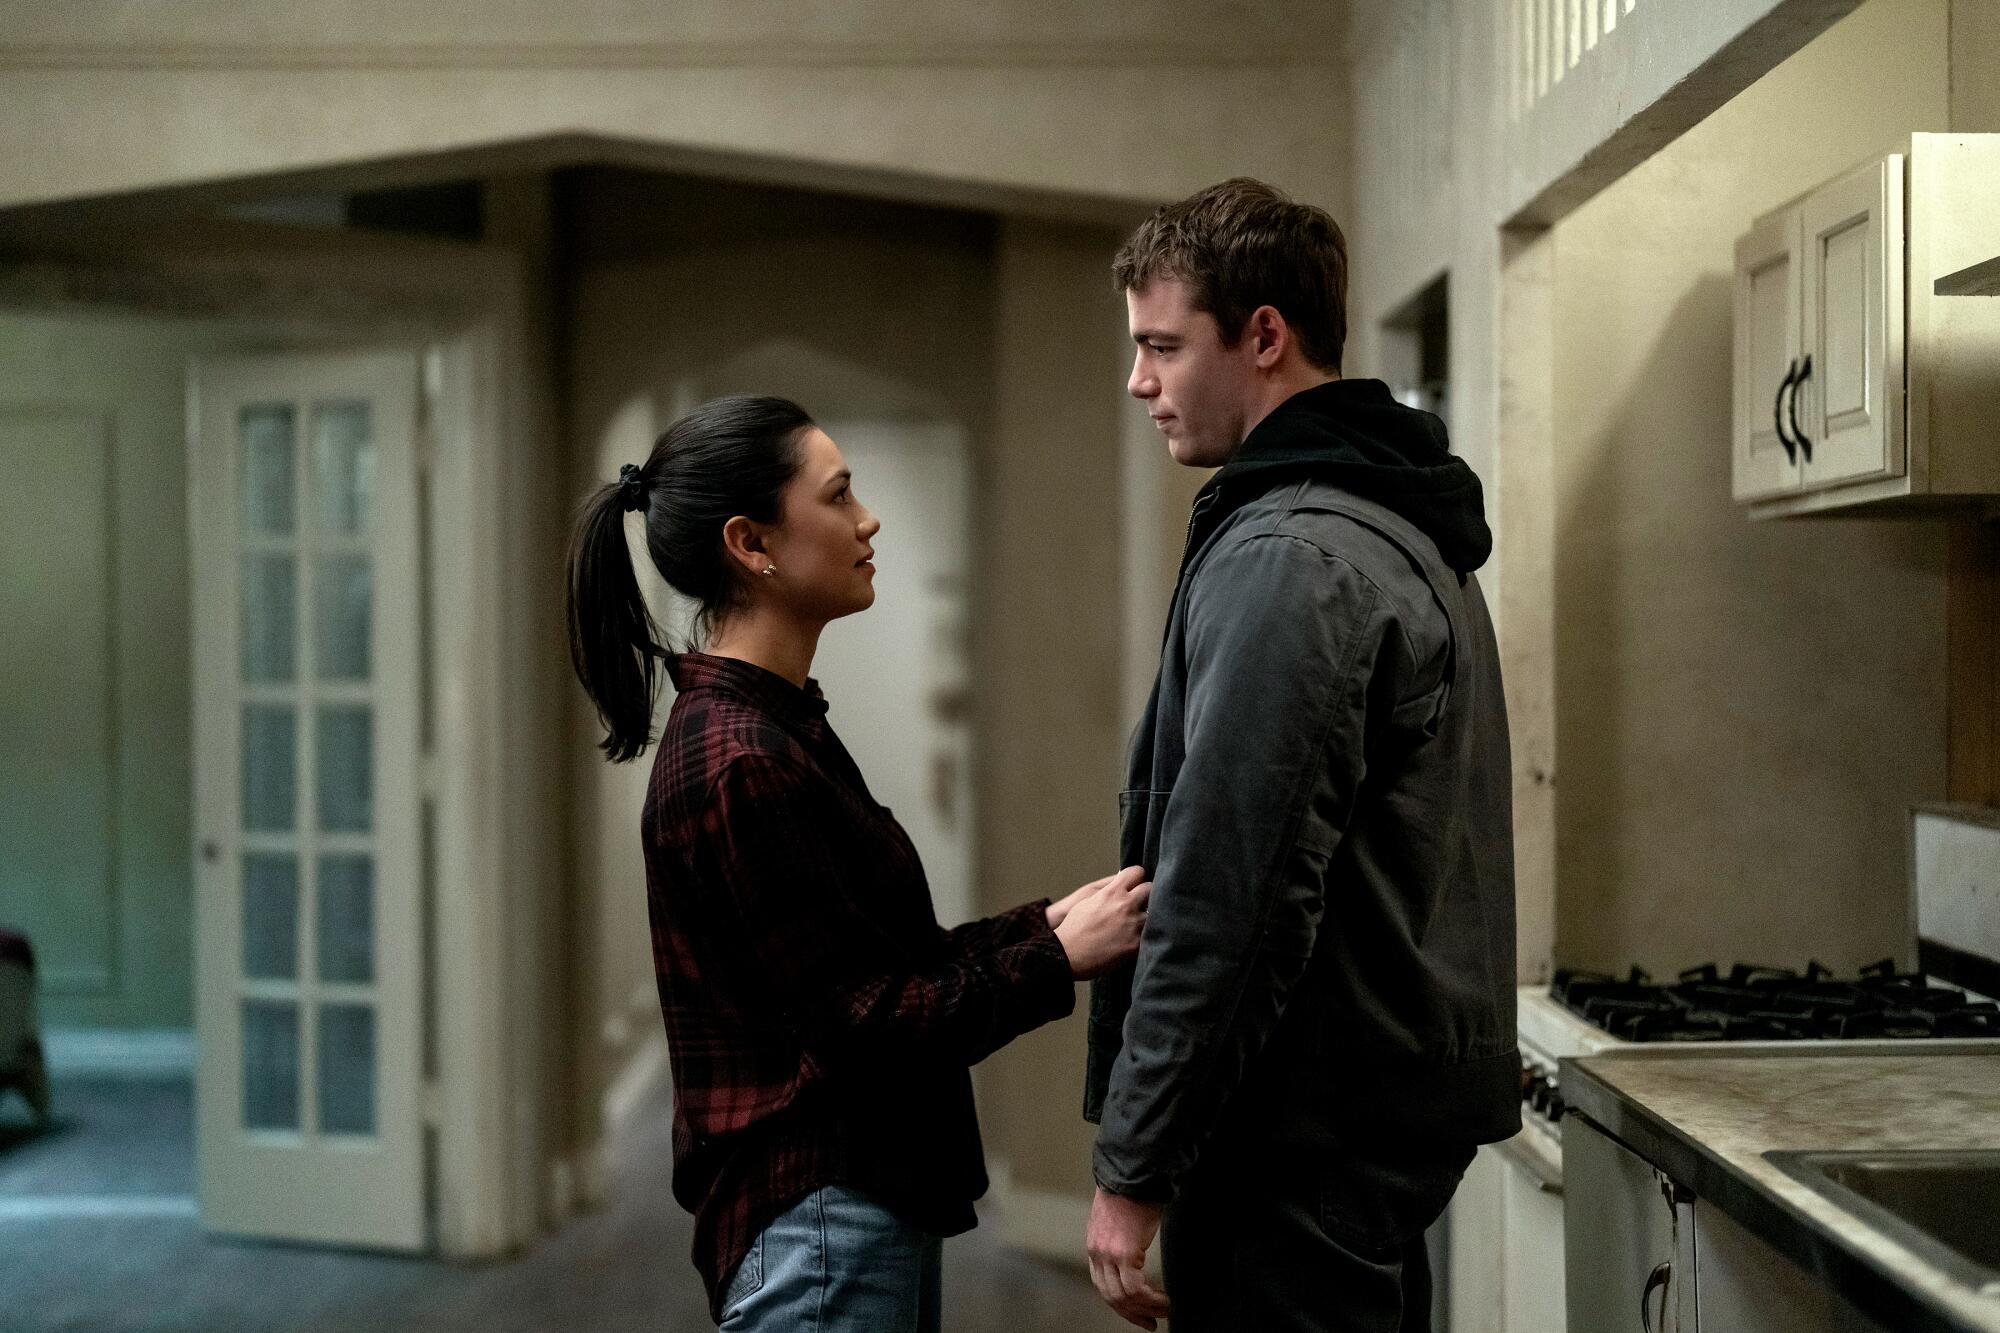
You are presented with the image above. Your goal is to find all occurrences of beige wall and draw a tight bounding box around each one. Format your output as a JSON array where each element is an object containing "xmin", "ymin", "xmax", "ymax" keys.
[
  {"xmin": 976, "ymin": 218, "xmax": 1132, "ymax": 1201},
  {"xmin": 0, "ymin": 2, "xmax": 1345, "ymax": 222},
  {"xmin": 1342, "ymin": 0, "xmax": 1994, "ymax": 981},
  {"xmin": 1343, "ymin": 0, "xmax": 1506, "ymax": 492},
  {"xmin": 1547, "ymin": 0, "xmax": 1951, "ymax": 973},
  {"xmin": 0, "ymin": 311, "xmax": 259, "ymax": 1031},
  {"xmin": 1954, "ymin": 0, "xmax": 2000, "ymax": 132}
]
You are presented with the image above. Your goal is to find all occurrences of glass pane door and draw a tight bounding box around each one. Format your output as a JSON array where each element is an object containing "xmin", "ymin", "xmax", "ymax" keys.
[
  {"xmin": 193, "ymin": 349, "xmax": 422, "ymax": 1251},
  {"xmin": 236, "ymin": 399, "xmax": 382, "ymax": 1140}
]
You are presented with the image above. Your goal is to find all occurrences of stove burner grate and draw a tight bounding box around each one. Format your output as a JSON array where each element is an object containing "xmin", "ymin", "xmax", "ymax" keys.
[{"xmin": 1550, "ymin": 960, "xmax": 2000, "ymax": 1043}]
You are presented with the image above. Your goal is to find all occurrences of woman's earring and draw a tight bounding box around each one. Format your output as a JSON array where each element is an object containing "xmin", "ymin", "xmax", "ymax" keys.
[{"xmin": 761, "ymin": 566, "xmax": 777, "ymax": 577}]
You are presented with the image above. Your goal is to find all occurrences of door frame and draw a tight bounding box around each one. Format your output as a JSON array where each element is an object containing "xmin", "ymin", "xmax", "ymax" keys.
[{"xmin": 0, "ymin": 226, "xmax": 551, "ymax": 1258}]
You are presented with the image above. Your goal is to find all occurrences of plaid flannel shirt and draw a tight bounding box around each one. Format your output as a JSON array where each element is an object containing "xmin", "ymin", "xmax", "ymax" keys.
[{"xmin": 643, "ymin": 652, "xmax": 1075, "ymax": 1318}]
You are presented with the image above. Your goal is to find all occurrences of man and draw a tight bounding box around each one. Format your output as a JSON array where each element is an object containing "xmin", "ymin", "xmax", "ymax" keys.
[{"xmin": 1082, "ymin": 178, "xmax": 1521, "ymax": 1333}]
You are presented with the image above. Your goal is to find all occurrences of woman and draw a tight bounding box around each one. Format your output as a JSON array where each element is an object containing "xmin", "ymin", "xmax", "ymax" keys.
[{"xmin": 564, "ymin": 395, "xmax": 1150, "ymax": 1331}]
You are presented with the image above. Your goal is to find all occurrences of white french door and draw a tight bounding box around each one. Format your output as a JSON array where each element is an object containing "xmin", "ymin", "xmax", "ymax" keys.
[{"xmin": 189, "ymin": 349, "xmax": 426, "ymax": 1250}]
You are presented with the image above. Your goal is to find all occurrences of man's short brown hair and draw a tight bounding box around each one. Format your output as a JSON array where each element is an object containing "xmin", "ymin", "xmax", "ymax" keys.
[{"xmin": 1112, "ymin": 177, "xmax": 1349, "ymax": 373}]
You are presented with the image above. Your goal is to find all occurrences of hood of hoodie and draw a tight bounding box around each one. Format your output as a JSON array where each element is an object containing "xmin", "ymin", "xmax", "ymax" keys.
[{"xmin": 1191, "ymin": 377, "xmax": 1492, "ymax": 574}]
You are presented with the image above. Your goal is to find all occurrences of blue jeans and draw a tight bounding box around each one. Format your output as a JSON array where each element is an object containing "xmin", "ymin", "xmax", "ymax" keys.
[{"xmin": 718, "ymin": 1184, "xmax": 942, "ymax": 1332}]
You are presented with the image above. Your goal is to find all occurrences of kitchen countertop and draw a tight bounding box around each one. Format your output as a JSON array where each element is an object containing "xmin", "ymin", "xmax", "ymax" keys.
[{"xmin": 1561, "ymin": 1050, "xmax": 2000, "ymax": 1333}]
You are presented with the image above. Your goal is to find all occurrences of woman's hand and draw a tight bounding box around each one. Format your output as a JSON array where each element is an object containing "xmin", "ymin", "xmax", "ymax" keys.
[
  {"xmin": 1054, "ymin": 868, "xmax": 1152, "ymax": 980},
  {"xmin": 1048, "ymin": 866, "xmax": 1145, "ymax": 930}
]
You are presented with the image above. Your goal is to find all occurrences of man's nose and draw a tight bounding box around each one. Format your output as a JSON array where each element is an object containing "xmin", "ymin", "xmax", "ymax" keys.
[{"xmin": 1128, "ymin": 361, "xmax": 1157, "ymax": 400}]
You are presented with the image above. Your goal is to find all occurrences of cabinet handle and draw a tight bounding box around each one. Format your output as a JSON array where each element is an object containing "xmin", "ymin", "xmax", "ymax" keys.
[
  {"xmin": 1640, "ymin": 1260, "xmax": 1672, "ymax": 1333},
  {"xmin": 1773, "ymin": 359, "xmax": 1799, "ymax": 465},
  {"xmin": 1789, "ymin": 353, "xmax": 1814, "ymax": 464}
]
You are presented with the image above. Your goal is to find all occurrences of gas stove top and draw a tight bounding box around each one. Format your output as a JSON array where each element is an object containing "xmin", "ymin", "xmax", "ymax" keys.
[
  {"xmin": 1512, "ymin": 961, "xmax": 2000, "ymax": 1136},
  {"xmin": 1551, "ymin": 959, "xmax": 2000, "ymax": 1042}
]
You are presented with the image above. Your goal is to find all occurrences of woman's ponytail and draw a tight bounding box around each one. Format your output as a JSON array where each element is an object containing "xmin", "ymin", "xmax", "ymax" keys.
[
  {"xmin": 566, "ymin": 472, "xmax": 667, "ymax": 763},
  {"xmin": 564, "ymin": 395, "xmax": 814, "ymax": 763}
]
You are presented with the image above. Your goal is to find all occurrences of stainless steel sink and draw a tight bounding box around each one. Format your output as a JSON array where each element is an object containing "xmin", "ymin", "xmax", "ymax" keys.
[{"xmin": 1766, "ymin": 1150, "xmax": 2000, "ymax": 1293}]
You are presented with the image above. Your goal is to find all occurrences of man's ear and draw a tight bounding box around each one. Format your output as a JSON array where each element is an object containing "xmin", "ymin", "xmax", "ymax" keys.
[
  {"xmin": 1249, "ymin": 305, "xmax": 1288, "ymax": 368},
  {"xmin": 720, "ymin": 515, "xmax": 770, "ymax": 577}
]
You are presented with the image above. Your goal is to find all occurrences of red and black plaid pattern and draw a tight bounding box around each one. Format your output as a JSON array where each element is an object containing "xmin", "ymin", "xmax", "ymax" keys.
[{"xmin": 643, "ymin": 652, "xmax": 1075, "ymax": 1318}]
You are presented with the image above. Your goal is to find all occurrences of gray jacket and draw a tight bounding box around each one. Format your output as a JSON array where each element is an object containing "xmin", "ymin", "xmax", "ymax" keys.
[{"xmin": 1084, "ymin": 387, "xmax": 1520, "ymax": 1205}]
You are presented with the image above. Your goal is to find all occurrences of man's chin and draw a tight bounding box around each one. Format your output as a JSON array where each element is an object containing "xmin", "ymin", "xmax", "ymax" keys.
[{"xmin": 1168, "ymin": 436, "xmax": 1222, "ymax": 468}]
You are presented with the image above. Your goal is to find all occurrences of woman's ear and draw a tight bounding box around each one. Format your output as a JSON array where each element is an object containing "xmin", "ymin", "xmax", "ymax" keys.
[{"xmin": 720, "ymin": 515, "xmax": 770, "ymax": 578}]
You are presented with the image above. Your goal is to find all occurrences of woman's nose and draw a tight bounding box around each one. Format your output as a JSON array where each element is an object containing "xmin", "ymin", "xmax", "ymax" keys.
[{"xmin": 859, "ymin": 509, "xmax": 882, "ymax": 538}]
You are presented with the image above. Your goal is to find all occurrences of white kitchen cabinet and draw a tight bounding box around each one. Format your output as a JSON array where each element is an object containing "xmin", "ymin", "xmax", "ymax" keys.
[
  {"xmin": 1691, "ymin": 1195, "xmax": 1895, "ymax": 1333},
  {"xmin": 1734, "ymin": 208, "xmax": 1806, "ymax": 501},
  {"xmin": 1798, "ymin": 159, "xmax": 1902, "ymax": 491},
  {"xmin": 1565, "ymin": 1114, "xmax": 1898, "ymax": 1333},
  {"xmin": 1563, "ymin": 1116, "xmax": 1695, "ymax": 1332},
  {"xmin": 1731, "ymin": 134, "xmax": 2000, "ymax": 517}
]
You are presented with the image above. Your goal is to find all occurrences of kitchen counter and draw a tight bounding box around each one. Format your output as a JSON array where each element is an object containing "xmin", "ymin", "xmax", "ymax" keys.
[{"xmin": 1562, "ymin": 1050, "xmax": 2000, "ymax": 1333}]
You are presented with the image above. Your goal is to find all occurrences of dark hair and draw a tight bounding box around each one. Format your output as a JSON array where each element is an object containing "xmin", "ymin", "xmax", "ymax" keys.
[
  {"xmin": 1111, "ymin": 176, "xmax": 1349, "ymax": 373},
  {"xmin": 565, "ymin": 395, "xmax": 814, "ymax": 762}
]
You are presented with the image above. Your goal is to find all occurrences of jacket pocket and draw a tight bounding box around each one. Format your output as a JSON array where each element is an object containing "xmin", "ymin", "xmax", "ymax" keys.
[{"xmin": 1116, "ymin": 788, "xmax": 1172, "ymax": 873}]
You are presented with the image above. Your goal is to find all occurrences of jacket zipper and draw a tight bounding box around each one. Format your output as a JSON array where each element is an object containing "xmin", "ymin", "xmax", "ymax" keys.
[
  {"xmin": 1179, "ymin": 487, "xmax": 1219, "ymax": 572},
  {"xmin": 1155, "ymin": 488, "xmax": 1223, "ymax": 655}
]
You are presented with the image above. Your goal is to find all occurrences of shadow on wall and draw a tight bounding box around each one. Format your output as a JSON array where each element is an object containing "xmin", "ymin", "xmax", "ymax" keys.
[
  {"xmin": 561, "ymin": 167, "xmax": 995, "ymax": 485},
  {"xmin": 1554, "ymin": 271, "xmax": 1946, "ymax": 977},
  {"xmin": 681, "ymin": 335, "xmax": 956, "ymax": 425}
]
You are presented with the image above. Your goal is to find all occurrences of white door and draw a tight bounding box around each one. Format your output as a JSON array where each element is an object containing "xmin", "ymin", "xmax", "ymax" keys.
[
  {"xmin": 811, "ymin": 421, "xmax": 974, "ymax": 929},
  {"xmin": 1732, "ymin": 210, "xmax": 1804, "ymax": 501},
  {"xmin": 1799, "ymin": 154, "xmax": 1904, "ymax": 491},
  {"xmin": 189, "ymin": 349, "xmax": 426, "ymax": 1250}
]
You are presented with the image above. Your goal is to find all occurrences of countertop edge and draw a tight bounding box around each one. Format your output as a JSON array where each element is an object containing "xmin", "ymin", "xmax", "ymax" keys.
[{"xmin": 1559, "ymin": 1055, "xmax": 1992, "ymax": 1333}]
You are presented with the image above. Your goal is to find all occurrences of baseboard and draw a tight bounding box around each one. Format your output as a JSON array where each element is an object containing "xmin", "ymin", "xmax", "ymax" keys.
[
  {"xmin": 41, "ymin": 1028, "xmax": 194, "ymax": 1076},
  {"xmin": 986, "ymin": 1158, "xmax": 1092, "ymax": 1271}
]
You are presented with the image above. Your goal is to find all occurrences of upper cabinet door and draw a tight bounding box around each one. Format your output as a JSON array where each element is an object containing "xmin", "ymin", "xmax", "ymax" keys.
[
  {"xmin": 1733, "ymin": 210, "xmax": 1804, "ymax": 502},
  {"xmin": 1798, "ymin": 154, "xmax": 1905, "ymax": 491}
]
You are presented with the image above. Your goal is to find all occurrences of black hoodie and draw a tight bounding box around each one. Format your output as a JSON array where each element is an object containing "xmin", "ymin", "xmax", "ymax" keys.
[
  {"xmin": 1192, "ymin": 376, "xmax": 1493, "ymax": 576},
  {"xmin": 1084, "ymin": 374, "xmax": 1520, "ymax": 1210}
]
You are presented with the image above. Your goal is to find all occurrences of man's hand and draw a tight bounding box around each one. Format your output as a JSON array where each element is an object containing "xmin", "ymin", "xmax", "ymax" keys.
[{"xmin": 1086, "ymin": 1187, "xmax": 1169, "ymax": 1329}]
